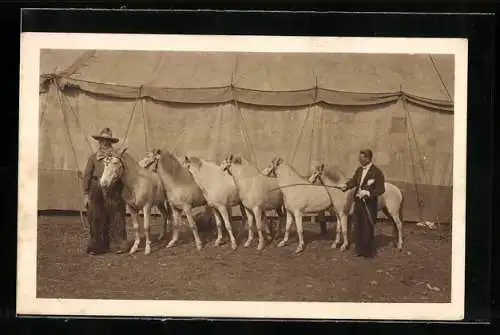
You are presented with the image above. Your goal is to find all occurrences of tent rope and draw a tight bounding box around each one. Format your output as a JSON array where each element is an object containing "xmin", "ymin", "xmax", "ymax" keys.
[
  {"xmin": 402, "ymin": 94, "xmax": 424, "ymax": 222},
  {"xmin": 308, "ymin": 74, "xmax": 319, "ymax": 170},
  {"xmin": 234, "ymin": 99, "xmax": 259, "ymax": 167},
  {"xmin": 217, "ymin": 106, "xmax": 224, "ymax": 162},
  {"xmin": 309, "ymin": 107, "xmax": 316, "ymax": 171},
  {"xmin": 406, "ymin": 106, "xmax": 442, "ymax": 224},
  {"xmin": 39, "ymin": 85, "xmax": 51, "ymax": 129},
  {"xmin": 121, "ymin": 86, "xmax": 143, "ymax": 149},
  {"xmin": 141, "ymin": 97, "xmax": 149, "ymax": 152},
  {"xmin": 289, "ymin": 107, "xmax": 311, "ymax": 165},
  {"xmin": 429, "ymin": 55, "xmax": 452, "ymax": 102},
  {"xmin": 56, "ymin": 81, "xmax": 94, "ymax": 155},
  {"xmin": 230, "ymin": 57, "xmax": 258, "ymax": 167},
  {"xmin": 55, "ymin": 81, "xmax": 88, "ymax": 232}
]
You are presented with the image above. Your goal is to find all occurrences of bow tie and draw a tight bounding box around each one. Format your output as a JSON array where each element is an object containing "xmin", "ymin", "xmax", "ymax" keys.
[{"xmin": 96, "ymin": 149, "xmax": 114, "ymax": 161}]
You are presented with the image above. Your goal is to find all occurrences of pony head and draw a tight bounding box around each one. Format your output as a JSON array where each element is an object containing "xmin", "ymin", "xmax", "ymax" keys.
[
  {"xmin": 183, "ymin": 155, "xmax": 203, "ymax": 173},
  {"xmin": 100, "ymin": 147, "xmax": 127, "ymax": 192},
  {"xmin": 307, "ymin": 162, "xmax": 326, "ymax": 184},
  {"xmin": 220, "ymin": 153, "xmax": 242, "ymax": 173},
  {"xmin": 138, "ymin": 148, "xmax": 161, "ymax": 168},
  {"xmin": 263, "ymin": 157, "xmax": 283, "ymax": 177}
]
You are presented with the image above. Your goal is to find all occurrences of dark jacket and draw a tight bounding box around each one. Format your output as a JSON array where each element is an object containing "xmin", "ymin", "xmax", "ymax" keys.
[
  {"xmin": 82, "ymin": 148, "xmax": 120, "ymax": 195},
  {"xmin": 345, "ymin": 164, "xmax": 385, "ymax": 200}
]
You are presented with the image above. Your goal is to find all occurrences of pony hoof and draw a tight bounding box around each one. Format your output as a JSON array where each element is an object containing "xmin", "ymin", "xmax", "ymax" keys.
[
  {"xmin": 196, "ymin": 244, "xmax": 203, "ymax": 251},
  {"xmin": 166, "ymin": 242, "xmax": 175, "ymax": 249},
  {"xmin": 129, "ymin": 245, "xmax": 139, "ymax": 254},
  {"xmin": 244, "ymin": 241, "xmax": 251, "ymax": 248},
  {"xmin": 330, "ymin": 243, "xmax": 338, "ymax": 249},
  {"xmin": 257, "ymin": 244, "xmax": 265, "ymax": 251},
  {"xmin": 277, "ymin": 241, "xmax": 286, "ymax": 248},
  {"xmin": 295, "ymin": 247, "xmax": 304, "ymax": 254},
  {"xmin": 144, "ymin": 248, "xmax": 151, "ymax": 256},
  {"xmin": 339, "ymin": 244, "xmax": 348, "ymax": 252},
  {"xmin": 231, "ymin": 243, "xmax": 238, "ymax": 250}
]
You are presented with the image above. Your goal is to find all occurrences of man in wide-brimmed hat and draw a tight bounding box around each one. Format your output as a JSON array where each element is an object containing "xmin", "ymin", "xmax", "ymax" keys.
[
  {"xmin": 82, "ymin": 127, "xmax": 129, "ymax": 255},
  {"xmin": 339, "ymin": 149, "xmax": 386, "ymax": 258}
]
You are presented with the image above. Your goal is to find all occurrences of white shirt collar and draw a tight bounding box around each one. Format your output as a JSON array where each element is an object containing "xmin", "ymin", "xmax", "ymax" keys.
[{"xmin": 361, "ymin": 162, "xmax": 373, "ymax": 170}]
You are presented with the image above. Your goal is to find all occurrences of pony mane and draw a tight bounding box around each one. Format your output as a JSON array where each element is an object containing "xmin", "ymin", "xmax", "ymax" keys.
[{"xmin": 159, "ymin": 149, "xmax": 192, "ymax": 179}]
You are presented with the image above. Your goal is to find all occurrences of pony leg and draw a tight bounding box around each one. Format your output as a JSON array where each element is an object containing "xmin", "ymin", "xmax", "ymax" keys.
[
  {"xmin": 338, "ymin": 213, "xmax": 349, "ymax": 251},
  {"xmin": 184, "ymin": 208, "xmax": 203, "ymax": 251},
  {"xmin": 157, "ymin": 201, "xmax": 170, "ymax": 241},
  {"xmin": 166, "ymin": 208, "xmax": 182, "ymax": 248},
  {"xmin": 278, "ymin": 210, "xmax": 294, "ymax": 247},
  {"xmin": 384, "ymin": 207, "xmax": 404, "ymax": 251},
  {"xmin": 262, "ymin": 211, "xmax": 273, "ymax": 242},
  {"xmin": 217, "ymin": 205, "xmax": 237, "ymax": 250},
  {"xmin": 331, "ymin": 213, "xmax": 342, "ymax": 248},
  {"xmin": 143, "ymin": 204, "xmax": 152, "ymax": 255},
  {"xmin": 318, "ymin": 210, "xmax": 327, "ymax": 235},
  {"xmin": 212, "ymin": 207, "xmax": 224, "ymax": 247},
  {"xmin": 243, "ymin": 207, "xmax": 254, "ymax": 248},
  {"xmin": 253, "ymin": 207, "xmax": 265, "ymax": 251},
  {"xmin": 129, "ymin": 207, "xmax": 141, "ymax": 254},
  {"xmin": 274, "ymin": 206, "xmax": 284, "ymax": 239},
  {"xmin": 294, "ymin": 210, "xmax": 305, "ymax": 254}
]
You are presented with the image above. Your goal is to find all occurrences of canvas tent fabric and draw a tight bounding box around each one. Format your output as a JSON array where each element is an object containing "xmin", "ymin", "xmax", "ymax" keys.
[{"xmin": 38, "ymin": 50, "xmax": 454, "ymax": 223}]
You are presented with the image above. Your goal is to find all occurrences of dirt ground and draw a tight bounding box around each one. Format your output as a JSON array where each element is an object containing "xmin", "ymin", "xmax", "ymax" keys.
[{"xmin": 36, "ymin": 214, "xmax": 451, "ymax": 302}]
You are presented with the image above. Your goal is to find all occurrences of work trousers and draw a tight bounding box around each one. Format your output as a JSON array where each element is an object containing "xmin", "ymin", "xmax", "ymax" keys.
[{"xmin": 86, "ymin": 178, "xmax": 128, "ymax": 254}]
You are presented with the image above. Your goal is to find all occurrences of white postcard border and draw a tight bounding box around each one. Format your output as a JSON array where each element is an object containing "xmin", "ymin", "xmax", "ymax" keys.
[{"xmin": 18, "ymin": 33, "xmax": 467, "ymax": 320}]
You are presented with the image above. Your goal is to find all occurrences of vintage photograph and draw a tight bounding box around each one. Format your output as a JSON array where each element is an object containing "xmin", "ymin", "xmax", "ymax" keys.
[{"xmin": 18, "ymin": 34, "xmax": 467, "ymax": 320}]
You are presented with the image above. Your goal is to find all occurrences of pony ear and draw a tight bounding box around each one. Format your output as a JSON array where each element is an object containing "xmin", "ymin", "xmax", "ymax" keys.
[
  {"xmin": 233, "ymin": 155, "xmax": 242, "ymax": 164},
  {"xmin": 184, "ymin": 156, "xmax": 190, "ymax": 163},
  {"xmin": 228, "ymin": 154, "xmax": 234, "ymax": 161},
  {"xmin": 320, "ymin": 163, "xmax": 325, "ymax": 171},
  {"xmin": 277, "ymin": 157, "xmax": 283, "ymax": 165}
]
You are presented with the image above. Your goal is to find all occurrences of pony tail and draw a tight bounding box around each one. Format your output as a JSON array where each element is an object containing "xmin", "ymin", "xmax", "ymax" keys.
[{"xmin": 399, "ymin": 189, "xmax": 404, "ymax": 224}]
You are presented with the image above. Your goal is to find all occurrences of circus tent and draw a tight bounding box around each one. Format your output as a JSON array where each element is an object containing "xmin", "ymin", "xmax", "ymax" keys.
[{"xmin": 38, "ymin": 49, "xmax": 454, "ymax": 223}]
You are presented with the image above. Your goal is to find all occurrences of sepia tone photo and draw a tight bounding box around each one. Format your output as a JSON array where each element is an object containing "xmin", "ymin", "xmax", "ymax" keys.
[{"xmin": 18, "ymin": 33, "xmax": 467, "ymax": 320}]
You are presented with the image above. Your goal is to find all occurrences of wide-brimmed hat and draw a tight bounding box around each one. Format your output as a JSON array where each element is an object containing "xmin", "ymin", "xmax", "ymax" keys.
[{"xmin": 91, "ymin": 127, "xmax": 119, "ymax": 143}]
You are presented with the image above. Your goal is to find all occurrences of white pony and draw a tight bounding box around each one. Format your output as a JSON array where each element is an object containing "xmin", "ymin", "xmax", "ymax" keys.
[
  {"xmin": 182, "ymin": 155, "xmax": 248, "ymax": 250},
  {"xmin": 220, "ymin": 154, "xmax": 286, "ymax": 251},
  {"xmin": 100, "ymin": 148, "xmax": 172, "ymax": 255},
  {"xmin": 263, "ymin": 157, "xmax": 350, "ymax": 254},
  {"xmin": 308, "ymin": 163, "xmax": 404, "ymax": 250}
]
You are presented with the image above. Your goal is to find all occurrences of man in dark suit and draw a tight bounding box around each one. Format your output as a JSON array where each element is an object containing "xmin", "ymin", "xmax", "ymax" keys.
[{"xmin": 340, "ymin": 149, "xmax": 385, "ymax": 257}]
